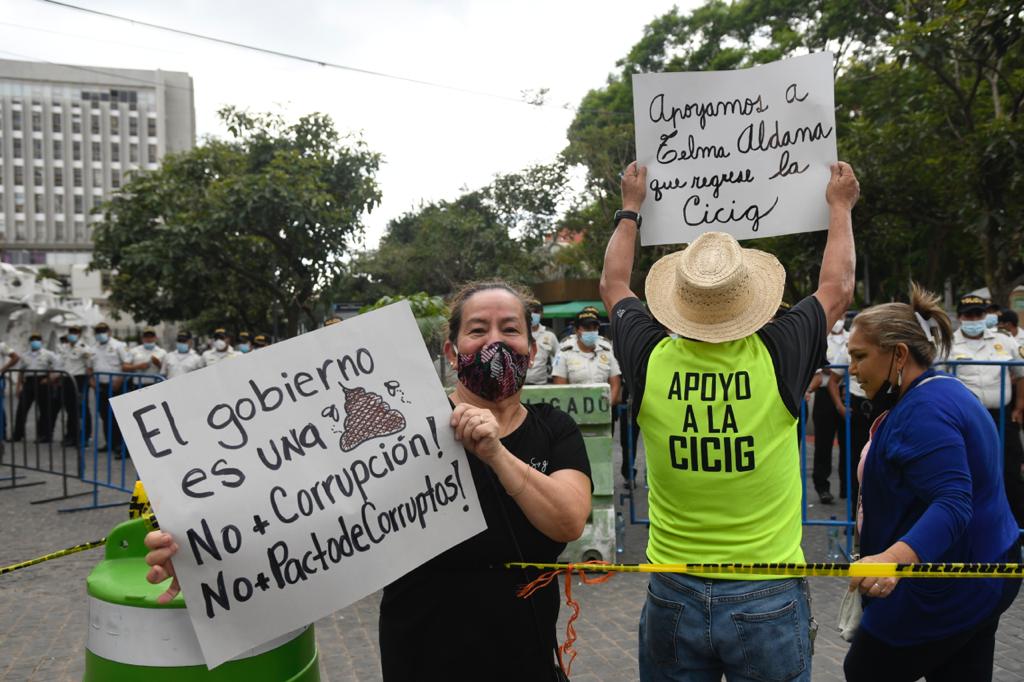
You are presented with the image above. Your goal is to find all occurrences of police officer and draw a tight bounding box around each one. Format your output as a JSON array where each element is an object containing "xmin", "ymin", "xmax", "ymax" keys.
[
  {"xmin": 552, "ymin": 309, "xmax": 621, "ymax": 405},
  {"xmin": 526, "ymin": 301, "xmax": 558, "ymax": 385},
  {"xmin": 952, "ymin": 294, "xmax": 1024, "ymax": 529},
  {"xmin": 11, "ymin": 333, "xmax": 58, "ymax": 443},
  {"xmin": 53, "ymin": 325, "xmax": 93, "ymax": 446},
  {"xmin": 126, "ymin": 329, "xmax": 167, "ymax": 380},
  {"xmin": 202, "ymin": 328, "xmax": 237, "ymax": 366},
  {"xmin": 236, "ymin": 332, "xmax": 253, "ymax": 354},
  {"xmin": 162, "ymin": 331, "xmax": 203, "ymax": 380},
  {"xmin": 998, "ymin": 309, "xmax": 1024, "ymax": 346},
  {"xmin": 90, "ymin": 322, "xmax": 132, "ymax": 452},
  {"xmin": 811, "ymin": 318, "xmax": 849, "ymax": 504},
  {"xmin": 827, "ymin": 322, "xmax": 871, "ymax": 502},
  {"xmin": 252, "ymin": 333, "xmax": 271, "ymax": 349}
]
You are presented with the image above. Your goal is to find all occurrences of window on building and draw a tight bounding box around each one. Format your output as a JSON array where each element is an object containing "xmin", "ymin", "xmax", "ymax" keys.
[
  {"xmin": 91, "ymin": 141, "xmax": 101, "ymax": 160},
  {"xmin": 111, "ymin": 169, "xmax": 120, "ymax": 188},
  {"xmin": 13, "ymin": 138, "xmax": 22, "ymax": 159},
  {"xmin": 110, "ymin": 116, "xmax": 119, "ymax": 135},
  {"xmin": 91, "ymin": 114, "xmax": 100, "ymax": 134},
  {"xmin": 53, "ymin": 139, "xmax": 62, "ymax": 160},
  {"xmin": 74, "ymin": 220, "xmax": 84, "ymax": 241},
  {"xmin": 32, "ymin": 139, "xmax": 42, "ymax": 160},
  {"xmin": 33, "ymin": 168, "xmax": 43, "ymax": 186},
  {"xmin": 55, "ymin": 221, "xmax": 65, "ymax": 241},
  {"xmin": 51, "ymin": 112, "xmax": 62, "ymax": 132},
  {"xmin": 147, "ymin": 117, "xmax": 157, "ymax": 137},
  {"xmin": 15, "ymin": 220, "xmax": 25, "ymax": 241},
  {"xmin": 91, "ymin": 194, "xmax": 102, "ymax": 210},
  {"xmin": 31, "ymin": 111, "xmax": 41, "ymax": 132},
  {"xmin": 33, "ymin": 193, "xmax": 43, "ymax": 213},
  {"xmin": 129, "ymin": 117, "xmax": 138, "ymax": 136},
  {"xmin": 73, "ymin": 195, "xmax": 83, "ymax": 214},
  {"xmin": 12, "ymin": 110, "xmax": 21, "ymax": 131},
  {"xmin": 92, "ymin": 168, "xmax": 102, "ymax": 186},
  {"xmin": 73, "ymin": 141, "xmax": 82, "ymax": 161},
  {"xmin": 73, "ymin": 168, "xmax": 82, "ymax": 186},
  {"xmin": 148, "ymin": 144, "xmax": 157, "ymax": 163},
  {"xmin": 71, "ymin": 113, "xmax": 81, "ymax": 134},
  {"xmin": 14, "ymin": 166, "xmax": 23, "ymax": 186},
  {"xmin": 129, "ymin": 143, "xmax": 138, "ymax": 164},
  {"xmin": 54, "ymin": 167, "xmax": 63, "ymax": 187},
  {"xmin": 15, "ymin": 192, "xmax": 25, "ymax": 214},
  {"xmin": 54, "ymin": 194, "xmax": 63, "ymax": 212},
  {"xmin": 111, "ymin": 142, "xmax": 120, "ymax": 163}
]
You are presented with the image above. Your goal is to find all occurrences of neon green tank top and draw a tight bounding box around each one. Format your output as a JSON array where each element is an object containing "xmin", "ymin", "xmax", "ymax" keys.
[{"xmin": 638, "ymin": 335, "xmax": 804, "ymax": 575}]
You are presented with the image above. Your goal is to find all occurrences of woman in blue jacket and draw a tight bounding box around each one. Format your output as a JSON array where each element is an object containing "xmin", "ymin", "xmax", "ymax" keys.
[{"xmin": 843, "ymin": 284, "xmax": 1020, "ymax": 681}]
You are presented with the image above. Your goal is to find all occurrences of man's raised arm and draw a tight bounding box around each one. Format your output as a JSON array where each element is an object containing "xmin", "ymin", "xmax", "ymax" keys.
[
  {"xmin": 814, "ymin": 162, "xmax": 860, "ymax": 328},
  {"xmin": 600, "ymin": 161, "xmax": 648, "ymax": 314}
]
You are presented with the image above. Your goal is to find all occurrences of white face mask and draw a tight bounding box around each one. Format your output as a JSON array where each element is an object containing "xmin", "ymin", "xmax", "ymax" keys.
[{"xmin": 214, "ymin": 339, "xmax": 227, "ymax": 352}]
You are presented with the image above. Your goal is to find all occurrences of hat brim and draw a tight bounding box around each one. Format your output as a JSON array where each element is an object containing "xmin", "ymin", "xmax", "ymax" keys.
[{"xmin": 645, "ymin": 247, "xmax": 786, "ymax": 343}]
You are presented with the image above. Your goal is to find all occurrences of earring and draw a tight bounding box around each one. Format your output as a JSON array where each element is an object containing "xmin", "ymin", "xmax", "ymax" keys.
[{"xmin": 897, "ymin": 366, "xmax": 904, "ymax": 389}]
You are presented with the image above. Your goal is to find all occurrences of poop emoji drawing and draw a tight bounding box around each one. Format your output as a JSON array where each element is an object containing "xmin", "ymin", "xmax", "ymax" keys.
[{"xmin": 336, "ymin": 385, "xmax": 407, "ymax": 451}]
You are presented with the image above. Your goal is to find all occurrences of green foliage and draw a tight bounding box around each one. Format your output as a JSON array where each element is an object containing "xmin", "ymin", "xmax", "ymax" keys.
[
  {"xmin": 563, "ymin": 0, "xmax": 1024, "ymax": 304},
  {"xmin": 91, "ymin": 107, "xmax": 381, "ymax": 335},
  {"xmin": 359, "ymin": 292, "xmax": 448, "ymax": 354}
]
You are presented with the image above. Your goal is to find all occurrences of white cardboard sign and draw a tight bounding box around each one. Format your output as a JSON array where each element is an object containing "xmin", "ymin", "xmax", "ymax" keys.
[
  {"xmin": 112, "ymin": 301, "xmax": 486, "ymax": 668},
  {"xmin": 632, "ymin": 51, "xmax": 838, "ymax": 246}
]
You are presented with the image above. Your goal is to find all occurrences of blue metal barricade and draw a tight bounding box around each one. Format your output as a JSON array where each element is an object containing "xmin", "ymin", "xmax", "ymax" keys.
[{"xmin": 60, "ymin": 371, "xmax": 165, "ymax": 513}]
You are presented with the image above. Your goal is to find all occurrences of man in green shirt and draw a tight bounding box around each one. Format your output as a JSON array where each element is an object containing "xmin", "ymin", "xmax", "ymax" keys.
[{"xmin": 600, "ymin": 160, "xmax": 860, "ymax": 681}]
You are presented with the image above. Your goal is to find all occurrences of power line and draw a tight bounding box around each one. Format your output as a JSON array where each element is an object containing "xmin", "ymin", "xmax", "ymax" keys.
[{"xmin": 38, "ymin": 0, "xmax": 534, "ymax": 106}]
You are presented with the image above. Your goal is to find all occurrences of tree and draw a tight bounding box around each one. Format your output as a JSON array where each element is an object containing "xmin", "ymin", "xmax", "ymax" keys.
[{"xmin": 91, "ymin": 107, "xmax": 381, "ymax": 335}]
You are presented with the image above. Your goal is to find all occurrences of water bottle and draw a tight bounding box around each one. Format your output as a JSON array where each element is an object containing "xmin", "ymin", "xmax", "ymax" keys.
[
  {"xmin": 826, "ymin": 515, "xmax": 841, "ymax": 562},
  {"xmin": 615, "ymin": 512, "xmax": 626, "ymax": 555}
]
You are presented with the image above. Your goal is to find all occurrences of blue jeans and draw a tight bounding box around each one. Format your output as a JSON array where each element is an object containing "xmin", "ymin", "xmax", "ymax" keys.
[{"xmin": 639, "ymin": 572, "xmax": 815, "ymax": 682}]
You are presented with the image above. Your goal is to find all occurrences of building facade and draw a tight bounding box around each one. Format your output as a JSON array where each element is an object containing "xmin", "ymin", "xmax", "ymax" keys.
[{"xmin": 0, "ymin": 58, "xmax": 194, "ymax": 268}]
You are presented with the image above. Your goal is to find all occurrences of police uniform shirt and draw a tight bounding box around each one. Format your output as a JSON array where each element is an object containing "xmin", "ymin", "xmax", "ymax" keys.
[
  {"xmin": 822, "ymin": 330, "xmax": 849, "ymax": 388},
  {"xmin": 829, "ymin": 345, "xmax": 866, "ymax": 398},
  {"xmin": 58, "ymin": 340, "xmax": 93, "ymax": 376},
  {"xmin": 526, "ymin": 325, "xmax": 559, "ymax": 385},
  {"xmin": 17, "ymin": 347, "xmax": 58, "ymax": 372},
  {"xmin": 129, "ymin": 344, "xmax": 168, "ymax": 376},
  {"xmin": 552, "ymin": 336, "xmax": 621, "ymax": 384},
  {"xmin": 201, "ymin": 346, "xmax": 238, "ymax": 367},
  {"xmin": 163, "ymin": 349, "xmax": 204, "ymax": 379},
  {"xmin": 91, "ymin": 338, "xmax": 131, "ymax": 381},
  {"xmin": 0, "ymin": 341, "xmax": 14, "ymax": 359},
  {"xmin": 951, "ymin": 328, "xmax": 1024, "ymax": 408}
]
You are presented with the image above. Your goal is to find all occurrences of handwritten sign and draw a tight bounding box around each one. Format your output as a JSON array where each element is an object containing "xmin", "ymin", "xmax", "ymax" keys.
[
  {"xmin": 632, "ymin": 51, "xmax": 837, "ymax": 246},
  {"xmin": 111, "ymin": 302, "xmax": 485, "ymax": 668}
]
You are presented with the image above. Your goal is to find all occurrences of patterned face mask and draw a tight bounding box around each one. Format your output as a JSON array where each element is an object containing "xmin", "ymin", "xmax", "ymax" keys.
[{"xmin": 456, "ymin": 341, "xmax": 529, "ymax": 402}]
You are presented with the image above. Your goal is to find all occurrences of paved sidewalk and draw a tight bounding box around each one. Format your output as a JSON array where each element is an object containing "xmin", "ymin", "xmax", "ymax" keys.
[{"xmin": 0, "ymin": 438, "xmax": 1022, "ymax": 681}]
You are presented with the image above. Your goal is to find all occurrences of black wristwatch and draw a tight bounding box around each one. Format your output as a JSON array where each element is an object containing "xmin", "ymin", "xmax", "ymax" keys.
[{"xmin": 613, "ymin": 209, "xmax": 641, "ymax": 229}]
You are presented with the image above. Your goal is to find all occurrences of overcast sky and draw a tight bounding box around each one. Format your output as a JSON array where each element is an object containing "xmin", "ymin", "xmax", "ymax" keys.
[{"xmin": 2, "ymin": 0, "xmax": 698, "ymax": 248}]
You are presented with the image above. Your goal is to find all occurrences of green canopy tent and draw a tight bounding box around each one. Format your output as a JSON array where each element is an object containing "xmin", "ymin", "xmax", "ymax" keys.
[{"xmin": 541, "ymin": 300, "xmax": 608, "ymax": 319}]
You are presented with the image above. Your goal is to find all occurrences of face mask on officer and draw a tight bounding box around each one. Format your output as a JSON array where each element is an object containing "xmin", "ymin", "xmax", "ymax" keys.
[
  {"xmin": 960, "ymin": 320, "xmax": 986, "ymax": 338},
  {"xmin": 67, "ymin": 334, "xmax": 78, "ymax": 343},
  {"xmin": 238, "ymin": 343, "xmax": 251, "ymax": 353},
  {"xmin": 530, "ymin": 312, "xmax": 541, "ymax": 327},
  {"xmin": 214, "ymin": 339, "xmax": 227, "ymax": 352},
  {"xmin": 580, "ymin": 330, "xmax": 600, "ymax": 348},
  {"xmin": 143, "ymin": 342, "xmax": 156, "ymax": 351},
  {"xmin": 985, "ymin": 313, "xmax": 998, "ymax": 329},
  {"xmin": 176, "ymin": 342, "xmax": 189, "ymax": 354},
  {"xmin": 29, "ymin": 340, "xmax": 42, "ymax": 351},
  {"xmin": 96, "ymin": 333, "xmax": 109, "ymax": 344}
]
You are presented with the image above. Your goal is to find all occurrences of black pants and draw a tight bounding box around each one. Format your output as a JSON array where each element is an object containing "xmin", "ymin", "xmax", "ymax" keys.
[
  {"xmin": 12, "ymin": 376, "xmax": 51, "ymax": 441},
  {"xmin": 844, "ymin": 547, "xmax": 1021, "ymax": 682},
  {"xmin": 96, "ymin": 382, "xmax": 124, "ymax": 451},
  {"xmin": 837, "ymin": 395, "xmax": 870, "ymax": 502},
  {"xmin": 989, "ymin": 408, "xmax": 1024, "ymax": 531},
  {"xmin": 47, "ymin": 374, "xmax": 90, "ymax": 442},
  {"xmin": 811, "ymin": 386, "xmax": 841, "ymax": 493}
]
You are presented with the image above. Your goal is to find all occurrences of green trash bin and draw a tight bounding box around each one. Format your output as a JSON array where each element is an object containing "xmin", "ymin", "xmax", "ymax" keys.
[{"xmin": 84, "ymin": 518, "xmax": 320, "ymax": 681}]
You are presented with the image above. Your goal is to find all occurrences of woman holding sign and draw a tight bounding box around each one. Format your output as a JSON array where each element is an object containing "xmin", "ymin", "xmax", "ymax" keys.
[
  {"xmin": 842, "ymin": 286, "xmax": 1020, "ymax": 681},
  {"xmin": 144, "ymin": 280, "xmax": 593, "ymax": 682}
]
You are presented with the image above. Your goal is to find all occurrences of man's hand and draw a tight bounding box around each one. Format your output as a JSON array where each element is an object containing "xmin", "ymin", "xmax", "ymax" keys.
[
  {"xmin": 826, "ymin": 161, "xmax": 860, "ymax": 210},
  {"xmin": 144, "ymin": 531, "xmax": 181, "ymax": 604},
  {"xmin": 621, "ymin": 161, "xmax": 647, "ymax": 212}
]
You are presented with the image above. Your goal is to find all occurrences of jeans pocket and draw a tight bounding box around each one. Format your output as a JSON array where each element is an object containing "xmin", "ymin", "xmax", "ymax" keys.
[
  {"xmin": 642, "ymin": 585, "xmax": 684, "ymax": 665},
  {"xmin": 731, "ymin": 599, "xmax": 806, "ymax": 682}
]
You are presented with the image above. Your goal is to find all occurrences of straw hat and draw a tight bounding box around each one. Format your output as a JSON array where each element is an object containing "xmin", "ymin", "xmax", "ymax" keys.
[{"xmin": 645, "ymin": 231, "xmax": 785, "ymax": 343}]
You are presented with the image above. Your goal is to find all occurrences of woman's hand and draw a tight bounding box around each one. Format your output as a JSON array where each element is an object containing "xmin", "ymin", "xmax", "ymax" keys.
[
  {"xmin": 450, "ymin": 403, "xmax": 503, "ymax": 463},
  {"xmin": 144, "ymin": 530, "xmax": 181, "ymax": 604},
  {"xmin": 849, "ymin": 551, "xmax": 901, "ymax": 598}
]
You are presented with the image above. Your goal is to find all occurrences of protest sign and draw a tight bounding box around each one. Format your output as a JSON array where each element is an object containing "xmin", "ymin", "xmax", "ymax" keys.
[
  {"xmin": 632, "ymin": 51, "xmax": 837, "ymax": 246},
  {"xmin": 112, "ymin": 301, "xmax": 486, "ymax": 668}
]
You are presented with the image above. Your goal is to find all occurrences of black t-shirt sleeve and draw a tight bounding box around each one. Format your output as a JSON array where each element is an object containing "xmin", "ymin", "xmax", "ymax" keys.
[
  {"xmin": 536, "ymin": 404, "xmax": 591, "ymax": 482},
  {"xmin": 756, "ymin": 295, "xmax": 829, "ymax": 418},
  {"xmin": 610, "ymin": 297, "xmax": 667, "ymax": 414}
]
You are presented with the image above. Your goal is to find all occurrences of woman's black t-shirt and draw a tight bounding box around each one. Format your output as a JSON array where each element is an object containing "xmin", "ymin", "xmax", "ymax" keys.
[{"xmin": 379, "ymin": 402, "xmax": 591, "ymax": 681}]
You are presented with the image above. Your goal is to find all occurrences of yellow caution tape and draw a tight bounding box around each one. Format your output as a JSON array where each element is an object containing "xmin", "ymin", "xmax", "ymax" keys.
[
  {"xmin": 507, "ymin": 561, "xmax": 1024, "ymax": 579},
  {"xmin": 1, "ymin": 481, "xmax": 158, "ymax": 577}
]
